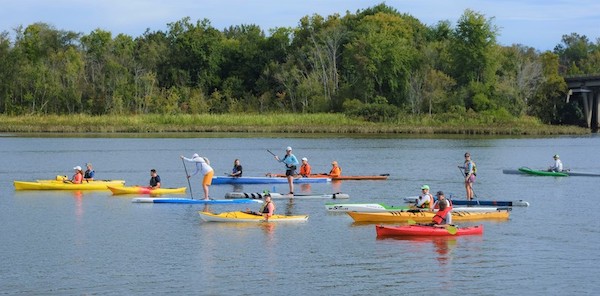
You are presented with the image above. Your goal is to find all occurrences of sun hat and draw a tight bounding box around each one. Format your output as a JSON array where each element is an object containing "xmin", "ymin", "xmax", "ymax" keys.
[
  {"xmin": 301, "ymin": 157, "xmax": 308, "ymax": 161},
  {"xmin": 286, "ymin": 146, "xmax": 292, "ymax": 151},
  {"xmin": 73, "ymin": 166, "xmax": 82, "ymax": 170},
  {"xmin": 421, "ymin": 185, "xmax": 429, "ymax": 190}
]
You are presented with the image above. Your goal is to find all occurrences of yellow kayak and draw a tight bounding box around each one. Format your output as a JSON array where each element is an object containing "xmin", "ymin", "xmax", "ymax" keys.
[
  {"xmin": 108, "ymin": 186, "xmax": 187, "ymax": 195},
  {"xmin": 14, "ymin": 180, "xmax": 125, "ymax": 190},
  {"xmin": 198, "ymin": 211, "xmax": 309, "ymax": 222},
  {"xmin": 347, "ymin": 210, "xmax": 510, "ymax": 223}
]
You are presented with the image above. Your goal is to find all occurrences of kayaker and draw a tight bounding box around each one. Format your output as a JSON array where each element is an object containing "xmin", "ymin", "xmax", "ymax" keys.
[
  {"xmin": 299, "ymin": 157, "xmax": 311, "ymax": 177},
  {"xmin": 274, "ymin": 146, "xmax": 299, "ymax": 195},
  {"xmin": 415, "ymin": 185, "xmax": 434, "ymax": 209},
  {"xmin": 549, "ymin": 154, "xmax": 563, "ymax": 172},
  {"xmin": 462, "ymin": 152, "xmax": 476, "ymax": 201},
  {"xmin": 328, "ymin": 161, "xmax": 342, "ymax": 178},
  {"xmin": 432, "ymin": 196, "xmax": 452, "ymax": 225},
  {"xmin": 84, "ymin": 163, "xmax": 95, "ymax": 181},
  {"xmin": 433, "ymin": 191, "xmax": 452, "ymax": 209},
  {"xmin": 70, "ymin": 166, "xmax": 83, "ymax": 184},
  {"xmin": 149, "ymin": 169, "xmax": 161, "ymax": 189},
  {"xmin": 181, "ymin": 153, "xmax": 214, "ymax": 200},
  {"xmin": 259, "ymin": 193, "xmax": 275, "ymax": 221},
  {"xmin": 230, "ymin": 159, "xmax": 243, "ymax": 177}
]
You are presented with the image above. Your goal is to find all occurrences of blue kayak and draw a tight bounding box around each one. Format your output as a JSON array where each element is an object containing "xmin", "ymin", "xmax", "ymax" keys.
[
  {"xmin": 132, "ymin": 198, "xmax": 263, "ymax": 204},
  {"xmin": 211, "ymin": 176, "xmax": 330, "ymax": 184}
]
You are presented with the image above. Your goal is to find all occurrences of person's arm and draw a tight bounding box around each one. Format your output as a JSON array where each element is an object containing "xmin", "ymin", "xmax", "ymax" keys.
[{"xmin": 153, "ymin": 176, "xmax": 161, "ymax": 189}]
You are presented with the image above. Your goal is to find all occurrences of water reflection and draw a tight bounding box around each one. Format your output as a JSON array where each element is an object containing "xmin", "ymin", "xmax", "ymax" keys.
[{"xmin": 284, "ymin": 198, "xmax": 295, "ymax": 215}]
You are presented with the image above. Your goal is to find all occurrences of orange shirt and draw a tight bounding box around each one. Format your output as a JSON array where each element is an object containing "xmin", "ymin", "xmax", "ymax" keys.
[
  {"xmin": 300, "ymin": 164, "xmax": 311, "ymax": 176},
  {"xmin": 329, "ymin": 166, "xmax": 341, "ymax": 178},
  {"xmin": 72, "ymin": 172, "xmax": 83, "ymax": 184}
]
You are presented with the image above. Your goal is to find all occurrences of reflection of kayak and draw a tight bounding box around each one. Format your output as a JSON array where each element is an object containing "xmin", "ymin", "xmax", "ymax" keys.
[
  {"xmin": 267, "ymin": 173, "xmax": 389, "ymax": 180},
  {"xmin": 376, "ymin": 224, "xmax": 483, "ymax": 237},
  {"xmin": 403, "ymin": 197, "xmax": 530, "ymax": 207},
  {"xmin": 347, "ymin": 210, "xmax": 510, "ymax": 222},
  {"xmin": 14, "ymin": 180, "xmax": 125, "ymax": 190},
  {"xmin": 132, "ymin": 198, "xmax": 262, "ymax": 204},
  {"xmin": 198, "ymin": 211, "xmax": 309, "ymax": 222},
  {"xmin": 108, "ymin": 186, "xmax": 186, "ymax": 195},
  {"xmin": 212, "ymin": 176, "xmax": 330, "ymax": 184},
  {"xmin": 517, "ymin": 167, "xmax": 568, "ymax": 177},
  {"xmin": 225, "ymin": 192, "xmax": 349, "ymax": 199},
  {"xmin": 325, "ymin": 203, "xmax": 506, "ymax": 213},
  {"xmin": 504, "ymin": 168, "xmax": 600, "ymax": 177}
]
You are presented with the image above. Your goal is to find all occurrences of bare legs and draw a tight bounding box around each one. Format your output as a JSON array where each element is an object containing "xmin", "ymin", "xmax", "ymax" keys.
[
  {"xmin": 287, "ymin": 175, "xmax": 294, "ymax": 194},
  {"xmin": 465, "ymin": 181, "xmax": 474, "ymax": 200}
]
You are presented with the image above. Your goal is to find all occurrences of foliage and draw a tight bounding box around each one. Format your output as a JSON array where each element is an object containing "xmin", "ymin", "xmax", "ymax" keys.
[{"xmin": 0, "ymin": 4, "xmax": 598, "ymax": 130}]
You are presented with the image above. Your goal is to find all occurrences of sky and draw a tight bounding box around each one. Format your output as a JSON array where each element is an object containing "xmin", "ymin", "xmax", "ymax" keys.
[{"xmin": 1, "ymin": 0, "xmax": 599, "ymax": 51}]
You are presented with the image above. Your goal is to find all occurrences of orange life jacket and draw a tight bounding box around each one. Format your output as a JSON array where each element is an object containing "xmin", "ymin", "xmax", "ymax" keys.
[{"xmin": 432, "ymin": 207, "xmax": 452, "ymax": 224}]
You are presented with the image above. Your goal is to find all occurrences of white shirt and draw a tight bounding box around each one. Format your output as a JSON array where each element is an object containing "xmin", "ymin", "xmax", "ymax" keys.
[
  {"xmin": 416, "ymin": 193, "xmax": 433, "ymax": 208},
  {"xmin": 550, "ymin": 159, "xmax": 563, "ymax": 172},
  {"xmin": 183, "ymin": 156, "xmax": 214, "ymax": 176}
]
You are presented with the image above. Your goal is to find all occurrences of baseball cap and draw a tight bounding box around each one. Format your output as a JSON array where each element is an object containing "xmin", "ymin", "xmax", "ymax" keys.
[
  {"xmin": 436, "ymin": 191, "xmax": 444, "ymax": 196},
  {"xmin": 73, "ymin": 166, "xmax": 82, "ymax": 170},
  {"xmin": 286, "ymin": 146, "xmax": 292, "ymax": 151},
  {"xmin": 192, "ymin": 153, "xmax": 199, "ymax": 158},
  {"xmin": 301, "ymin": 157, "xmax": 308, "ymax": 161},
  {"xmin": 421, "ymin": 185, "xmax": 429, "ymax": 190}
]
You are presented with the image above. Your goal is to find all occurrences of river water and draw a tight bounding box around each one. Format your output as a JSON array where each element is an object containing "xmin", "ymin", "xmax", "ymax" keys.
[{"xmin": 0, "ymin": 134, "xmax": 598, "ymax": 295}]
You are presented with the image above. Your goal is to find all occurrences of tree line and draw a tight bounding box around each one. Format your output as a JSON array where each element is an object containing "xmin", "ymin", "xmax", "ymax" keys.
[{"xmin": 0, "ymin": 4, "xmax": 599, "ymax": 125}]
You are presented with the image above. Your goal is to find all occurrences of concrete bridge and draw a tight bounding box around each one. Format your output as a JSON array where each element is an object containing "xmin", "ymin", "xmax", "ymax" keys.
[{"xmin": 565, "ymin": 74, "xmax": 600, "ymax": 131}]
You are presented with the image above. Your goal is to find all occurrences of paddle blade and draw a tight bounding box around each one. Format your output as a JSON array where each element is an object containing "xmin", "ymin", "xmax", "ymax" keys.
[{"xmin": 446, "ymin": 225, "xmax": 458, "ymax": 235}]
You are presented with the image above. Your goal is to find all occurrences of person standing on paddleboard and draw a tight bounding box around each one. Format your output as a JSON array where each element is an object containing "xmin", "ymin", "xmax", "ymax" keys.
[
  {"xmin": 462, "ymin": 152, "xmax": 476, "ymax": 201},
  {"xmin": 181, "ymin": 153, "xmax": 214, "ymax": 200},
  {"xmin": 274, "ymin": 146, "xmax": 299, "ymax": 195}
]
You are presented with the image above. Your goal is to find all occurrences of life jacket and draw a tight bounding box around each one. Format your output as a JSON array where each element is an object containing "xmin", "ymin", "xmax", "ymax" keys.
[
  {"xmin": 329, "ymin": 166, "xmax": 341, "ymax": 177},
  {"xmin": 432, "ymin": 206, "xmax": 452, "ymax": 224},
  {"xmin": 84, "ymin": 170, "xmax": 94, "ymax": 179},
  {"xmin": 300, "ymin": 164, "xmax": 311, "ymax": 176},
  {"xmin": 433, "ymin": 199, "xmax": 452, "ymax": 209},
  {"xmin": 417, "ymin": 193, "xmax": 433, "ymax": 209},
  {"xmin": 466, "ymin": 160, "xmax": 477, "ymax": 175},
  {"xmin": 260, "ymin": 201, "xmax": 274, "ymax": 214}
]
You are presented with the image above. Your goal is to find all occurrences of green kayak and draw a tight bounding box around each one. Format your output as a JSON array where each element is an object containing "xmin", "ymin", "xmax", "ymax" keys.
[{"xmin": 518, "ymin": 167, "xmax": 568, "ymax": 177}]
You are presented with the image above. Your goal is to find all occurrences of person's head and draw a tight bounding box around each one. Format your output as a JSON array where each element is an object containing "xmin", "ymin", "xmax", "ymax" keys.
[
  {"xmin": 73, "ymin": 166, "xmax": 82, "ymax": 172},
  {"xmin": 553, "ymin": 154, "xmax": 559, "ymax": 159},
  {"xmin": 464, "ymin": 152, "xmax": 471, "ymax": 159},
  {"xmin": 86, "ymin": 163, "xmax": 92, "ymax": 169},
  {"xmin": 286, "ymin": 146, "xmax": 292, "ymax": 154},
  {"xmin": 438, "ymin": 199, "xmax": 447, "ymax": 210},
  {"xmin": 421, "ymin": 184, "xmax": 430, "ymax": 192},
  {"xmin": 234, "ymin": 159, "xmax": 240, "ymax": 165},
  {"xmin": 192, "ymin": 153, "xmax": 199, "ymax": 159},
  {"xmin": 331, "ymin": 161, "xmax": 338, "ymax": 167},
  {"xmin": 264, "ymin": 193, "xmax": 271, "ymax": 202},
  {"xmin": 436, "ymin": 191, "xmax": 445, "ymax": 200},
  {"xmin": 301, "ymin": 157, "xmax": 308, "ymax": 163},
  {"xmin": 150, "ymin": 169, "xmax": 157, "ymax": 176}
]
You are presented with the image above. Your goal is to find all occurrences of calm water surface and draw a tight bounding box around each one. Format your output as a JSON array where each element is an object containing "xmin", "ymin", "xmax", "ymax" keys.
[{"xmin": 1, "ymin": 135, "xmax": 598, "ymax": 295}]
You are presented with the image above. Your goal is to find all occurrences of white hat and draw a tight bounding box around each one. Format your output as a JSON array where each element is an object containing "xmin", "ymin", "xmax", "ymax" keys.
[
  {"xmin": 286, "ymin": 146, "xmax": 292, "ymax": 151},
  {"xmin": 73, "ymin": 166, "xmax": 82, "ymax": 170},
  {"xmin": 301, "ymin": 157, "xmax": 308, "ymax": 161},
  {"xmin": 192, "ymin": 153, "xmax": 199, "ymax": 158}
]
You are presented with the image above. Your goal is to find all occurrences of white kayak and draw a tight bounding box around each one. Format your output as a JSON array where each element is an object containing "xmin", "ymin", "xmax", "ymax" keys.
[
  {"xmin": 325, "ymin": 202, "xmax": 509, "ymax": 213},
  {"xmin": 225, "ymin": 192, "xmax": 349, "ymax": 199}
]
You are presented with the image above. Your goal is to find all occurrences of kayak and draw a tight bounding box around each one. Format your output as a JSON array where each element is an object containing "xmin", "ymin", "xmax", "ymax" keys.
[
  {"xmin": 325, "ymin": 203, "xmax": 507, "ymax": 213},
  {"xmin": 347, "ymin": 210, "xmax": 510, "ymax": 223},
  {"xmin": 132, "ymin": 198, "xmax": 262, "ymax": 204},
  {"xmin": 403, "ymin": 197, "xmax": 530, "ymax": 207},
  {"xmin": 14, "ymin": 180, "xmax": 125, "ymax": 190},
  {"xmin": 266, "ymin": 173, "xmax": 389, "ymax": 180},
  {"xmin": 376, "ymin": 224, "xmax": 484, "ymax": 237},
  {"xmin": 108, "ymin": 186, "xmax": 187, "ymax": 195},
  {"xmin": 504, "ymin": 168, "xmax": 600, "ymax": 177},
  {"xmin": 225, "ymin": 192, "xmax": 350, "ymax": 199},
  {"xmin": 212, "ymin": 176, "xmax": 330, "ymax": 184},
  {"xmin": 198, "ymin": 211, "xmax": 309, "ymax": 222},
  {"xmin": 517, "ymin": 167, "xmax": 568, "ymax": 177}
]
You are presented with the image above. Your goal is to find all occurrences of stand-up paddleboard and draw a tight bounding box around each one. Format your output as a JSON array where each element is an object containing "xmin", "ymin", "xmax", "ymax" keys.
[
  {"xmin": 225, "ymin": 192, "xmax": 349, "ymax": 199},
  {"xmin": 403, "ymin": 197, "xmax": 529, "ymax": 207},
  {"xmin": 132, "ymin": 197, "xmax": 262, "ymax": 204}
]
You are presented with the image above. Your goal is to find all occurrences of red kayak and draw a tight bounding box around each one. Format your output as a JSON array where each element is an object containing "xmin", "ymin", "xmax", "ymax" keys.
[{"xmin": 375, "ymin": 224, "xmax": 483, "ymax": 237}]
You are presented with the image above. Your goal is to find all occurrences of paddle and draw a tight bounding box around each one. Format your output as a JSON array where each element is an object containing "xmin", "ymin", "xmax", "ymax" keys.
[
  {"xmin": 267, "ymin": 149, "xmax": 276, "ymax": 157},
  {"xmin": 408, "ymin": 219, "xmax": 457, "ymax": 234},
  {"xmin": 182, "ymin": 158, "xmax": 193, "ymax": 199}
]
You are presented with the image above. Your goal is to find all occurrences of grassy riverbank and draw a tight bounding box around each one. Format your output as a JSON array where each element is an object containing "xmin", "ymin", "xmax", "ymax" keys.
[{"xmin": 0, "ymin": 113, "xmax": 589, "ymax": 135}]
